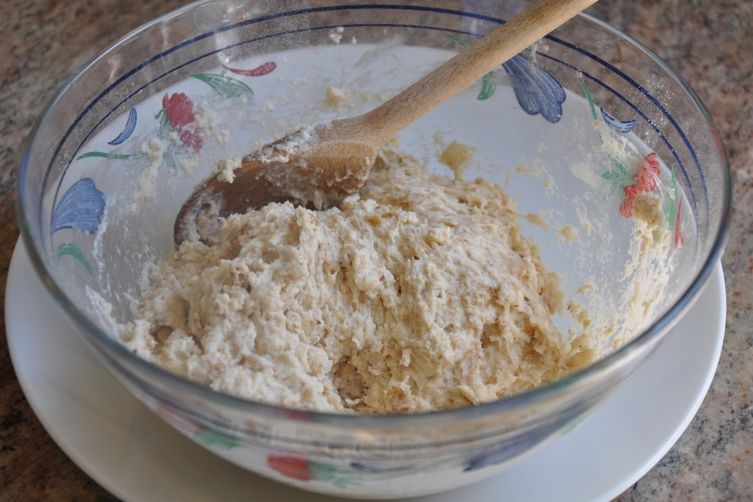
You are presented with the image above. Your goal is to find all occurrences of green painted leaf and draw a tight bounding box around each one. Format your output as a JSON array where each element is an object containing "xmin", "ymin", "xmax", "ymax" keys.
[
  {"xmin": 561, "ymin": 412, "xmax": 590, "ymax": 436},
  {"xmin": 333, "ymin": 477, "xmax": 354, "ymax": 489},
  {"xmin": 56, "ymin": 243, "xmax": 94, "ymax": 274},
  {"xmin": 192, "ymin": 73, "xmax": 253, "ymax": 98},
  {"xmin": 478, "ymin": 72, "xmax": 496, "ymax": 100},
  {"xmin": 664, "ymin": 167, "xmax": 678, "ymax": 230},
  {"xmin": 446, "ymin": 35, "xmax": 495, "ymax": 100},
  {"xmin": 155, "ymin": 108, "xmax": 169, "ymax": 137},
  {"xmin": 602, "ymin": 157, "xmax": 635, "ymax": 197},
  {"xmin": 580, "ymin": 81, "xmax": 598, "ymax": 120},
  {"xmin": 603, "ymin": 157, "xmax": 632, "ymax": 184},
  {"xmin": 308, "ymin": 462, "xmax": 359, "ymax": 488},
  {"xmin": 163, "ymin": 151, "xmax": 177, "ymax": 171},
  {"xmin": 77, "ymin": 151, "xmax": 134, "ymax": 161},
  {"xmin": 445, "ymin": 34, "xmax": 470, "ymax": 48},
  {"xmin": 194, "ymin": 428, "xmax": 238, "ymax": 449},
  {"xmin": 309, "ymin": 461, "xmax": 339, "ymax": 482}
]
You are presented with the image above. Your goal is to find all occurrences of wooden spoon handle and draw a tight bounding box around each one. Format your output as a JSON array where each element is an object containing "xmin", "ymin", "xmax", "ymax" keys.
[{"xmin": 360, "ymin": 0, "xmax": 597, "ymax": 144}]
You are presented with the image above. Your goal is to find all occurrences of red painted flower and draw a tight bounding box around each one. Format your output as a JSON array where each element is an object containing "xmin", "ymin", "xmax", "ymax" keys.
[
  {"xmin": 180, "ymin": 129, "xmax": 203, "ymax": 153},
  {"xmin": 620, "ymin": 152, "xmax": 660, "ymax": 218},
  {"xmin": 223, "ymin": 61, "xmax": 277, "ymax": 77},
  {"xmin": 283, "ymin": 409, "xmax": 311, "ymax": 420},
  {"xmin": 267, "ymin": 455, "xmax": 310, "ymax": 481},
  {"xmin": 162, "ymin": 92, "xmax": 195, "ymax": 127},
  {"xmin": 674, "ymin": 203, "xmax": 684, "ymax": 248}
]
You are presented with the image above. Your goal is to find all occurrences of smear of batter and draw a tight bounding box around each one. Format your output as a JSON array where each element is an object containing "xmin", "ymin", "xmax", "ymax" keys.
[
  {"xmin": 439, "ymin": 141, "xmax": 474, "ymax": 181},
  {"xmin": 325, "ymin": 86, "xmax": 349, "ymax": 109}
]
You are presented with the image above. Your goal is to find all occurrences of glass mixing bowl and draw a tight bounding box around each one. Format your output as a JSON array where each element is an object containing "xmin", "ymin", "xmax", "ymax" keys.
[{"xmin": 17, "ymin": 0, "xmax": 730, "ymax": 498}]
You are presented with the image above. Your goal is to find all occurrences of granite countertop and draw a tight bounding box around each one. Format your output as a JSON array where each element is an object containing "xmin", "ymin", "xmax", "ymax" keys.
[{"xmin": 1, "ymin": 0, "xmax": 751, "ymax": 499}]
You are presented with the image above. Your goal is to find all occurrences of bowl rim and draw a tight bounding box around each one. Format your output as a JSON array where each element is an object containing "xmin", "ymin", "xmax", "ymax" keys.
[{"xmin": 16, "ymin": 1, "xmax": 733, "ymax": 427}]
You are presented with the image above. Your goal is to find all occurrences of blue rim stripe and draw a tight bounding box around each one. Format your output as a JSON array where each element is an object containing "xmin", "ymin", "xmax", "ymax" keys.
[
  {"xmin": 59, "ymin": 22, "xmax": 700, "ymax": 214},
  {"xmin": 44, "ymin": 4, "xmax": 706, "ymax": 227}
]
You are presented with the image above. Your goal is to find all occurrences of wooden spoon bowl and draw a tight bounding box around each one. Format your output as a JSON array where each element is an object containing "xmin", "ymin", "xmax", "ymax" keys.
[{"xmin": 174, "ymin": 0, "xmax": 597, "ymax": 244}]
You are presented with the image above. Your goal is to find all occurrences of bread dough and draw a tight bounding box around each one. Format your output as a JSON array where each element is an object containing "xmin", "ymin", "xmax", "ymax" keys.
[{"xmin": 120, "ymin": 149, "xmax": 594, "ymax": 413}]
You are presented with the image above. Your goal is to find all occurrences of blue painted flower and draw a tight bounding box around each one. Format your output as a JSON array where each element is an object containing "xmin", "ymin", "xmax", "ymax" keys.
[
  {"xmin": 503, "ymin": 55, "xmax": 565, "ymax": 123},
  {"xmin": 51, "ymin": 178, "xmax": 105, "ymax": 234},
  {"xmin": 350, "ymin": 462, "xmax": 412, "ymax": 474},
  {"xmin": 601, "ymin": 108, "xmax": 637, "ymax": 134},
  {"xmin": 108, "ymin": 108, "xmax": 137, "ymax": 145}
]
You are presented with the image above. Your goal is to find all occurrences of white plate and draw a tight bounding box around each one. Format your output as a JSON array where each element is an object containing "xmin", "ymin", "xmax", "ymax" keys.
[{"xmin": 6, "ymin": 240, "xmax": 725, "ymax": 501}]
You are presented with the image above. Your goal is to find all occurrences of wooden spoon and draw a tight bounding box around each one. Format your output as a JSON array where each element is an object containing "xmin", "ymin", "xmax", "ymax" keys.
[{"xmin": 175, "ymin": 0, "xmax": 597, "ymax": 243}]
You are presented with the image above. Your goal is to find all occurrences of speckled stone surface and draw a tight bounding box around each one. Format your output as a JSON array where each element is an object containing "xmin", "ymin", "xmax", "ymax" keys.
[{"xmin": 0, "ymin": 1, "xmax": 750, "ymax": 500}]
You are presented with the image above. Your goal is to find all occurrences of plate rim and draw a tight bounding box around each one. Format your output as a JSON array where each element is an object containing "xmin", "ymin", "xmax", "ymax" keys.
[{"xmin": 5, "ymin": 239, "xmax": 727, "ymax": 501}]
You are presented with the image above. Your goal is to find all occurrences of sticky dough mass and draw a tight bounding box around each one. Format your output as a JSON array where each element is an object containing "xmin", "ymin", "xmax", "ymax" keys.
[{"xmin": 121, "ymin": 150, "xmax": 594, "ymax": 413}]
